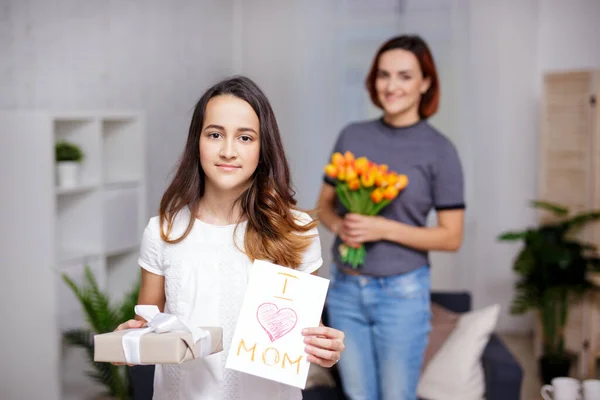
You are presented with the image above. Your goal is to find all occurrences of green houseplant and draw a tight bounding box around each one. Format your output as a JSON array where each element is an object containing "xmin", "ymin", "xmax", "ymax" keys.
[
  {"xmin": 55, "ymin": 140, "xmax": 84, "ymax": 188},
  {"xmin": 62, "ymin": 266, "xmax": 140, "ymax": 400},
  {"xmin": 55, "ymin": 140, "xmax": 84, "ymax": 162},
  {"xmin": 498, "ymin": 200, "xmax": 600, "ymax": 384}
]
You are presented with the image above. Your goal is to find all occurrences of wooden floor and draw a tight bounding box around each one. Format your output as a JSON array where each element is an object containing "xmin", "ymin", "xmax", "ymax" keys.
[{"xmin": 500, "ymin": 333, "xmax": 542, "ymax": 400}]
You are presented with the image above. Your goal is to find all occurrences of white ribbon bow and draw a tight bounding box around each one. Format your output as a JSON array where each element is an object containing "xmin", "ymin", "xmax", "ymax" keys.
[{"xmin": 122, "ymin": 305, "xmax": 212, "ymax": 364}]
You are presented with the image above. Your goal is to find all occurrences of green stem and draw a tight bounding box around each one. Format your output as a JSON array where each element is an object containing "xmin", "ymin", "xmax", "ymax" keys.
[
  {"xmin": 369, "ymin": 199, "xmax": 391, "ymax": 215},
  {"xmin": 336, "ymin": 186, "xmax": 352, "ymax": 211},
  {"xmin": 558, "ymin": 288, "xmax": 568, "ymax": 354},
  {"xmin": 541, "ymin": 290, "xmax": 558, "ymax": 354},
  {"xmin": 339, "ymin": 184, "xmax": 358, "ymax": 211},
  {"xmin": 358, "ymin": 187, "xmax": 370, "ymax": 214}
]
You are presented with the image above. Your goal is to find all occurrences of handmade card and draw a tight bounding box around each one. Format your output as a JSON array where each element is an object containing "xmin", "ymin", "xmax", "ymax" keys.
[{"xmin": 225, "ymin": 260, "xmax": 330, "ymax": 389}]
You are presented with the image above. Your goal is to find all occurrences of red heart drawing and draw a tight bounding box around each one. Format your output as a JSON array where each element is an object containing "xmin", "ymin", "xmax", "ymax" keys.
[{"xmin": 256, "ymin": 302, "xmax": 298, "ymax": 342}]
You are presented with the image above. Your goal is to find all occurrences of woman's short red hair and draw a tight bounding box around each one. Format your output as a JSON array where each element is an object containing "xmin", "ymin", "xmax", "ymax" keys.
[{"xmin": 365, "ymin": 35, "xmax": 440, "ymax": 119}]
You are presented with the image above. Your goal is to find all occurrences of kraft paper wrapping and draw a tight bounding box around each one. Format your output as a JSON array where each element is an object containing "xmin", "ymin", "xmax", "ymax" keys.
[{"xmin": 94, "ymin": 327, "xmax": 223, "ymax": 365}]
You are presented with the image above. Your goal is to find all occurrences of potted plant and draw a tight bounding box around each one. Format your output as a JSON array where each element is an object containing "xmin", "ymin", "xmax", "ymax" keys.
[
  {"xmin": 62, "ymin": 266, "xmax": 140, "ymax": 400},
  {"xmin": 55, "ymin": 140, "xmax": 84, "ymax": 188},
  {"xmin": 498, "ymin": 200, "xmax": 600, "ymax": 384}
]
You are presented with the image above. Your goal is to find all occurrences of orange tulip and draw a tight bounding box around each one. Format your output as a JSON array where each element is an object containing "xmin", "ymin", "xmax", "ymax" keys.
[
  {"xmin": 324, "ymin": 164, "xmax": 338, "ymax": 179},
  {"xmin": 371, "ymin": 188, "xmax": 384, "ymax": 204},
  {"xmin": 345, "ymin": 165, "xmax": 358, "ymax": 181},
  {"xmin": 395, "ymin": 174, "xmax": 409, "ymax": 190},
  {"xmin": 354, "ymin": 157, "xmax": 369, "ymax": 175},
  {"xmin": 386, "ymin": 172, "xmax": 399, "ymax": 187},
  {"xmin": 378, "ymin": 164, "xmax": 389, "ymax": 175},
  {"xmin": 348, "ymin": 178, "xmax": 360, "ymax": 191},
  {"xmin": 367, "ymin": 164, "xmax": 379, "ymax": 178},
  {"xmin": 375, "ymin": 173, "xmax": 387, "ymax": 187},
  {"xmin": 383, "ymin": 185, "xmax": 399, "ymax": 200},
  {"xmin": 344, "ymin": 151, "xmax": 355, "ymax": 165},
  {"xmin": 337, "ymin": 168, "xmax": 347, "ymax": 181},
  {"xmin": 332, "ymin": 152, "xmax": 345, "ymax": 167},
  {"xmin": 361, "ymin": 170, "xmax": 375, "ymax": 188}
]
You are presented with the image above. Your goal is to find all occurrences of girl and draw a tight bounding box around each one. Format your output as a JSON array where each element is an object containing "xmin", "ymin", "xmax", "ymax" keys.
[
  {"xmin": 116, "ymin": 76, "xmax": 345, "ymax": 399},
  {"xmin": 317, "ymin": 35, "xmax": 465, "ymax": 400}
]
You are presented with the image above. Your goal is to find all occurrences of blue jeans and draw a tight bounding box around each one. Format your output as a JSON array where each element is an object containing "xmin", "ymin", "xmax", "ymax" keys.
[{"xmin": 326, "ymin": 264, "xmax": 431, "ymax": 400}]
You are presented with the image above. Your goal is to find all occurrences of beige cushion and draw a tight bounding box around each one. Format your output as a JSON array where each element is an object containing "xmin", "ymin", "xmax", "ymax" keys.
[
  {"xmin": 418, "ymin": 304, "xmax": 500, "ymax": 400},
  {"xmin": 422, "ymin": 302, "xmax": 460, "ymax": 372}
]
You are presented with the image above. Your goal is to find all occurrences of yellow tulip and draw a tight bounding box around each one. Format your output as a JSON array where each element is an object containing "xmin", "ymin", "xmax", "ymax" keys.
[
  {"xmin": 375, "ymin": 173, "xmax": 387, "ymax": 187},
  {"xmin": 354, "ymin": 157, "xmax": 369, "ymax": 175},
  {"xmin": 361, "ymin": 170, "xmax": 376, "ymax": 188},
  {"xmin": 371, "ymin": 188, "xmax": 384, "ymax": 204},
  {"xmin": 324, "ymin": 164, "xmax": 338, "ymax": 179},
  {"xmin": 345, "ymin": 165, "xmax": 358, "ymax": 181},
  {"xmin": 348, "ymin": 178, "xmax": 360, "ymax": 191},
  {"xmin": 379, "ymin": 164, "xmax": 389, "ymax": 174},
  {"xmin": 386, "ymin": 172, "xmax": 399, "ymax": 187},
  {"xmin": 395, "ymin": 174, "xmax": 409, "ymax": 190},
  {"xmin": 332, "ymin": 152, "xmax": 345, "ymax": 167}
]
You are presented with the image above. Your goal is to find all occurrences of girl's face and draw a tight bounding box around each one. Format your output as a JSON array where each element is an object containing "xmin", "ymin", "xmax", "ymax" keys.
[
  {"xmin": 375, "ymin": 48, "xmax": 431, "ymax": 119},
  {"xmin": 199, "ymin": 95, "xmax": 260, "ymax": 194}
]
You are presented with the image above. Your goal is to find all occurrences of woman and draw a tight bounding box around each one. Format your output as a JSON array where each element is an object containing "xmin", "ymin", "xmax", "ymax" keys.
[
  {"xmin": 317, "ymin": 35, "xmax": 465, "ymax": 400},
  {"xmin": 115, "ymin": 76, "xmax": 345, "ymax": 400}
]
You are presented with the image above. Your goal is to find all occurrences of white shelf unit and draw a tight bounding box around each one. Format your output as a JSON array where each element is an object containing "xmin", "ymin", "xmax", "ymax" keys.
[
  {"xmin": 56, "ymin": 112, "xmax": 146, "ymax": 328},
  {"xmin": 0, "ymin": 110, "xmax": 146, "ymax": 398}
]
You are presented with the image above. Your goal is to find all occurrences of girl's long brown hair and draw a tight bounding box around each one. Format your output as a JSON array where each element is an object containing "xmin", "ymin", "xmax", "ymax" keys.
[{"xmin": 158, "ymin": 76, "xmax": 316, "ymax": 269}]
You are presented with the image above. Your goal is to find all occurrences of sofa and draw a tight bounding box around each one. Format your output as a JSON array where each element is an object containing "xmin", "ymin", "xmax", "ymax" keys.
[{"xmin": 129, "ymin": 292, "xmax": 523, "ymax": 400}]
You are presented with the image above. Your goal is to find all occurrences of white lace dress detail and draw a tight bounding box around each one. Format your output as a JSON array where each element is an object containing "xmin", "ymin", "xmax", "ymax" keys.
[{"xmin": 137, "ymin": 210, "xmax": 322, "ymax": 400}]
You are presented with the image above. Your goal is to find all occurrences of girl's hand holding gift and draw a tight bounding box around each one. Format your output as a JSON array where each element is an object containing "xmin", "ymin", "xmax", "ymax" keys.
[
  {"xmin": 111, "ymin": 319, "xmax": 147, "ymax": 366},
  {"xmin": 115, "ymin": 319, "xmax": 147, "ymax": 331},
  {"xmin": 302, "ymin": 324, "xmax": 345, "ymax": 368}
]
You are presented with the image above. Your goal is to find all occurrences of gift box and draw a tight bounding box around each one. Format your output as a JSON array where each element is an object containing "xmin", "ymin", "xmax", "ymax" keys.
[{"xmin": 93, "ymin": 305, "xmax": 223, "ymax": 365}]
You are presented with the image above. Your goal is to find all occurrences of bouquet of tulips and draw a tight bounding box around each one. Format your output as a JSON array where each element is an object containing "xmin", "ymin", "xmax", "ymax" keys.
[{"xmin": 324, "ymin": 151, "xmax": 408, "ymax": 269}]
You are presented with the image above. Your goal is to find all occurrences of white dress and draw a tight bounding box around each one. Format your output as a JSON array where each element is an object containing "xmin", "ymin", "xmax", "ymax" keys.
[{"xmin": 137, "ymin": 208, "xmax": 323, "ymax": 400}]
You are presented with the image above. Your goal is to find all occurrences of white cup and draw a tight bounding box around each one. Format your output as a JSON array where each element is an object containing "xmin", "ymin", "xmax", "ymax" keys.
[
  {"xmin": 541, "ymin": 377, "xmax": 581, "ymax": 400},
  {"xmin": 583, "ymin": 379, "xmax": 600, "ymax": 400}
]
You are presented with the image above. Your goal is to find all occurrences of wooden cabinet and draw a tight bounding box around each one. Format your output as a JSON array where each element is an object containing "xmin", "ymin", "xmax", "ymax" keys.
[{"xmin": 535, "ymin": 70, "xmax": 600, "ymax": 378}]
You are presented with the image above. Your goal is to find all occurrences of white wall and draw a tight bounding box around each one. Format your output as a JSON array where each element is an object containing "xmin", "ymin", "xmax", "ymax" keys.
[
  {"xmin": 468, "ymin": 0, "xmax": 600, "ymax": 332},
  {"xmin": 234, "ymin": 0, "xmax": 343, "ymax": 279},
  {"xmin": 235, "ymin": 0, "xmax": 472, "ymax": 285},
  {"xmin": 538, "ymin": 0, "xmax": 600, "ymax": 72},
  {"xmin": 0, "ymin": 113, "xmax": 60, "ymax": 400},
  {"xmin": 0, "ymin": 1, "xmax": 235, "ymax": 398},
  {"xmin": 233, "ymin": 0, "xmax": 340, "ymax": 208},
  {"xmin": 234, "ymin": 0, "xmax": 600, "ymax": 335},
  {"xmin": 467, "ymin": 0, "xmax": 540, "ymax": 332},
  {"xmin": 0, "ymin": 0, "xmax": 235, "ymax": 216}
]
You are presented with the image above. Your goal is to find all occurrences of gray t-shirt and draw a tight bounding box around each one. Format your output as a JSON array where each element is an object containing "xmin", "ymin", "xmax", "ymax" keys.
[{"xmin": 325, "ymin": 118, "xmax": 465, "ymax": 276}]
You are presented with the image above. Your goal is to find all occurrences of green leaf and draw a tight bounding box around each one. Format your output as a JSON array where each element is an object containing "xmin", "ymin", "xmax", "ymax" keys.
[
  {"xmin": 335, "ymin": 185, "xmax": 352, "ymax": 211},
  {"xmin": 63, "ymin": 329, "xmax": 93, "ymax": 348},
  {"xmin": 563, "ymin": 211, "xmax": 600, "ymax": 231},
  {"xmin": 55, "ymin": 140, "xmax": 84, "ymax": 162},
  {"xmin": 502, "ymin": 200, "xmax": 600, "ymax": 355},
  {"xmin": 61, "ymin": 265, "xmax": 140, "ymax": 398},
  {"xmin": 369, "ymin": 199, "xmax": 391, "ymax": 216},
  {"xmin": 498, "ymin": 230, "xmax": 529, "ymax": 241},
  {"xmin": 530, "ymin": 200, "xmax": 569, "ymax": 216}
]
